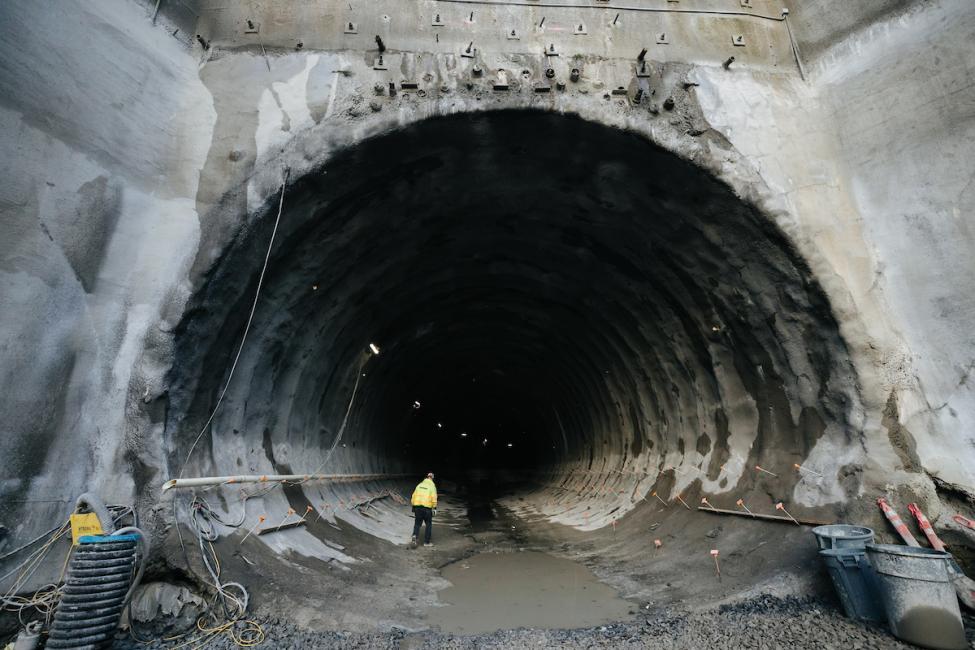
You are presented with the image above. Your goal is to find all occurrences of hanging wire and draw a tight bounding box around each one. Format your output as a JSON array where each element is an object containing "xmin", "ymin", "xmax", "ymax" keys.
[{"xmin": 179, "ymin": 169, "xmax": 291, "ymax": 479}]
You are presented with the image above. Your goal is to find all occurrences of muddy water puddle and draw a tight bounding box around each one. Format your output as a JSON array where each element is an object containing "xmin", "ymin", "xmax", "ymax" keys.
[{"xmin": 427, "ymin": 550, "xmax": 634, "ymax": 635}]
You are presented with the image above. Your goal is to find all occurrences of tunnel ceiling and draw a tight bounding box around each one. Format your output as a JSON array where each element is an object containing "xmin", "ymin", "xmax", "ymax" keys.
[{"xmin": 168, "ymin": 110, "xmax": 860, "ymax": 499}]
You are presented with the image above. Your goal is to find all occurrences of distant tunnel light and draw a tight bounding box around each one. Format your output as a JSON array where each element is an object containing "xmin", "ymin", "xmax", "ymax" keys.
[
  {"xmin": 368, "ymin": 343, "xmax": 381, "ymax": 355},
  {"xmin": 413, "ymin": 400, "xmax": 422, "ymax": 409},
  {"xmin": 460, "ymin": 432, "xmax": 468, "ymax": 437},
  {"xmin": 507, "ymin": 443, "xmax": 514, "ymax": 448},
  {"xmin": 437, "ymin": 422, "xmax": 443, "ymax": 429}
]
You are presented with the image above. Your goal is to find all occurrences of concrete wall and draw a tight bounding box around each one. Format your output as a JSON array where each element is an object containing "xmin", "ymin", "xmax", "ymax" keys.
[
  {"xmin": 0, "ymin": 0, "xmax": 212, "ymax": 531},
  {"xmin": 0, "ymin": 0, "xmax": 972, "ymax": 563}
]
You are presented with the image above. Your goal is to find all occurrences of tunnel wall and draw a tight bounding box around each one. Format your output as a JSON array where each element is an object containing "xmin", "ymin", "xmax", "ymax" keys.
[
  {"xmin": 0, "ymin": 0, "xmax": 212, "ymax": 536},
  {"xmin": 692, "ymin": 0, "xmax": 975, "ymax": 495},
  {"xmin": 0, "ymin": 0, "xmax": 973, "ymax": 560}
]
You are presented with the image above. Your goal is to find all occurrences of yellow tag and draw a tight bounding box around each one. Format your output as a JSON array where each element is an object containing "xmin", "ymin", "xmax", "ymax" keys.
[{"xmin": 70, "ymin": 512, "xmax": 104, "ymax": 545}]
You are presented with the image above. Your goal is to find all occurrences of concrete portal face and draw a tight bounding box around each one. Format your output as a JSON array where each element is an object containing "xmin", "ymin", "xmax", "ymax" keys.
[{"xmin": 0, "ymin": 0, "xmax": 974, "ymax": 605}]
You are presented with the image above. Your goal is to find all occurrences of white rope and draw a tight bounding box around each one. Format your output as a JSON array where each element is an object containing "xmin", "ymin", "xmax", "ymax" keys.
[
  {"xmin": 298, "ymin": 355, "xmax": 368, "ymax": 482},
  {"xmin": 179, "ymin": 169, "xmax": 290, "ymax": 478}
]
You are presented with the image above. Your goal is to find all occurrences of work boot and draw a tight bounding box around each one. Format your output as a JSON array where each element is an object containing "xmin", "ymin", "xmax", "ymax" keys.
[
  {"xmin": 410, "ymin": 536, "xmax": 417, "ymax": 549},
  {"xmin": 423, "ymin": 542, "xmax": 433, "ymax": 548}
]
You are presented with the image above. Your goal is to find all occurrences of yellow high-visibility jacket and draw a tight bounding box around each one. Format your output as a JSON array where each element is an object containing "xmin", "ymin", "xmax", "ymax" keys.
[{"xmin": 411, "ymin": 478, "xmax": 438, "ymax": 508}]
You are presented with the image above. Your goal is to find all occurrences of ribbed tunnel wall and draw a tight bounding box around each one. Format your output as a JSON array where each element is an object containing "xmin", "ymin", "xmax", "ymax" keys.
[{"xmin": 168, "ymin": 111, "xmax": 863, "ymax": 531}]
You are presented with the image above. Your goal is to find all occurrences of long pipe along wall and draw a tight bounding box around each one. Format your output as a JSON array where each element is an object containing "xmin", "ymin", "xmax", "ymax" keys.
[{"xmin": 1, "ymin": 0, "xmax": 974, "ymax": 578}]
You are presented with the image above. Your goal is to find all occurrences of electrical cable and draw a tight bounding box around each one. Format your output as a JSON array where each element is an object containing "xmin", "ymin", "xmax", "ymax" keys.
[
  {"xmin": 188, "ymin": 498, "xmax": 249, "ymax": 622},
  {"xmin": 0, "ymin": 524, "xmax": 64, "ymax": 562},
  {"xmin": 178, "ymin": 169, "xmax": 291, "ymax": 479},
  {"xmin": 297, "ymin": 354, "xmax": 368, "ymax": 483},
  {"xmin": 0, "ymin": 503, "xmax": 141, "ymax": 624}
]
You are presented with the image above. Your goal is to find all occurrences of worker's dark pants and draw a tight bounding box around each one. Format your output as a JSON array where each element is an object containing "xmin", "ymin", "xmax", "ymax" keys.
[{"xmin": 412, "ymin": 506, "xmax": 433, "ymax": 543}]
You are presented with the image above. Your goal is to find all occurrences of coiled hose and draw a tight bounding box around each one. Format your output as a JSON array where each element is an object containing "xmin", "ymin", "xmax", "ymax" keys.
[{"xmin": 46, "ymin": 528, "xmax": 146, "ymax": 649}]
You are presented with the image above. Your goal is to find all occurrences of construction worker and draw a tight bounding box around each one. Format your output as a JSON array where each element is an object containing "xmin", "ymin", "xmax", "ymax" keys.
[{"xmin": 410, "ymin": 472, "xmax": 437, "ymax": 548}]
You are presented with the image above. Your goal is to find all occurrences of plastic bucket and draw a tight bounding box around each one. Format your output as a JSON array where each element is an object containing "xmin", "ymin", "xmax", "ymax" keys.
[
  {"xmin": 819, "ymin": 549, "xmax": 885, "ymax": 622},
  {"xmin": 866, "ymin": 544, "xmax": 966, "ymax": 650},
  {"xmin": 812, "ymin": 524, "xmax": 874, "ymax": 551}
]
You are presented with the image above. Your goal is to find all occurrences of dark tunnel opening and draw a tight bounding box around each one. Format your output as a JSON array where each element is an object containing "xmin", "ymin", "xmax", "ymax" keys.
[{"xmin": 167, "ymin": 109, "xmax": 861, "ymax": 520}]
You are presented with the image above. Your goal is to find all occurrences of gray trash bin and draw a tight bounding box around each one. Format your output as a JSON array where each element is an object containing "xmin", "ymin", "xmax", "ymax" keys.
[
  {"xmin": 812, "ymin": 524, "xmax": 874, "ymax": 551},
  {"xmin": 819, "ymin": 548, "xmax": 885, "ymax": 622},
  {"xmin": 866, "ymin": 543, "xmax": 966, "ymax": 650}
]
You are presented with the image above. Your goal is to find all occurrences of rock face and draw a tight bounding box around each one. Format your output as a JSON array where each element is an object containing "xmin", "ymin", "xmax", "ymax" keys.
[
  {"xmin": 130, "ymin": 582, "xmax": 206, "ymax": 637},
  {"xmin": 0, "ymin": 0, "xmax": 973, "ymax": 615}
]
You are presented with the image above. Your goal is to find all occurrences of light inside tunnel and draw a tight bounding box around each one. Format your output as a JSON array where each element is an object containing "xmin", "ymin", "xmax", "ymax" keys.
[{"xmin": 168, "ymin": 110, "xmax": 860, "ymax": 507}]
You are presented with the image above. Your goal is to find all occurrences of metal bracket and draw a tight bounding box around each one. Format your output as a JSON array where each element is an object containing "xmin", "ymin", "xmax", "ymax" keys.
[
  {"xmin": 545, "ymin": 43, "xmax": 559, "ymax": 56},
  {"xmin": 244, "ymin": 20, "xmax": 260, "ymax": 34},
  {"xmin": 494, "ymin": 70, "xmax": 509, "ymax": 91},
  {"xmin": 506, "ymin": 28, "xmax": 520, "ymax": 40},
  {"xmin": 636, "ymin": 60, "xmax": 651, "ymax": 78},
  {"xmin": 461, "ymin": 42, "xmax": 476, "ymax": 58},
  {"xmin": 534, "ymin": 82, "xmax": 552, "ymax": 93},
  {"xmin": 655, "ymin": 32, "xmax": 669, "ymax": 45},
  {"xmin": 432, "ymin": 14, "xmax": 445, "ymax": 27},
  {"xmin": 573, "ymin": 23, "xmax": 587, "ymax": 35},
  {"xmin": 373, "ymin": 55, "xmax": 388, "ymax": 70},
  {"xmin": 611, "ymin": 86, "xmax": 628, "ymax": 96},
  {"xmin": 343, "ymin": 21, "xmax": 357, "ymax": 35},
  {"xmin": 740, "ymin": 0, "xmax": 753, "ymax": 7},
  {"xmin": 400, "ymin": 81, "xmax": 419, "ymax": 90},
  {"xmin": 732, "ymin": 34, "xmax": 746, "ymax": 47}
]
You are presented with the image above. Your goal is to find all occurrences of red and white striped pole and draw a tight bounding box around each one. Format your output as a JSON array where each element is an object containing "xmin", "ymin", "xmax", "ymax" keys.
[
  {"xmin": 907, "ymin": 503, "xmax": 945, "ymax": 551},
  {"xmin": 878, "ymin": 498, "xmax": 920, "ymax": 547}
]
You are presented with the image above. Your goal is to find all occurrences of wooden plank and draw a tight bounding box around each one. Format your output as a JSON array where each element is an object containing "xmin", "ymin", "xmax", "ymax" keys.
[
  {"xmin": 696, "ymin": 506, "xmax": 829, "ymax": 526},
  {"xmin": 257, "ymin": 519, "xmax": 307, "ymax": 535}
]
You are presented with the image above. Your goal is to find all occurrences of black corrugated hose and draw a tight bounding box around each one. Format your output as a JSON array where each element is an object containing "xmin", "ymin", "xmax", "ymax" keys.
[{"xmin": 46, "ymin": 527, "xmax": 147, "ymax": 649}]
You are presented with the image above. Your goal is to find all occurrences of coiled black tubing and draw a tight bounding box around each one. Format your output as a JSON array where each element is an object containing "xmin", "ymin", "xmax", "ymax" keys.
[{"xmin": 46, "ymin": 535, "xmax": 139, "ymax": 649}]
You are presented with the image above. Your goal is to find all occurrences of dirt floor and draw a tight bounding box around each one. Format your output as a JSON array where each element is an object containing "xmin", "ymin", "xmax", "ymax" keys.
[
  {"xmin": 119, "ymin": 484, "xmax": 974, "ymax": 648},
  {"xmin": 116, "ymin": 593, "xmax": 975, "ymax": 649}
]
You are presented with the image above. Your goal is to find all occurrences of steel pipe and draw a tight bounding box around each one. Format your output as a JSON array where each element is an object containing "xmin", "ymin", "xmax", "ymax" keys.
[{"xmin": 161, "ymin": 473, "xmax": 411, "ymax": 493}]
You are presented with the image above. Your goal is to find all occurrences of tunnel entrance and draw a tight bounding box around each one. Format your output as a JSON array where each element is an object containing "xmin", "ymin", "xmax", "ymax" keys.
[{"xmin": 169, "ymin": 109, "xmax": 860, "ymax": 525}]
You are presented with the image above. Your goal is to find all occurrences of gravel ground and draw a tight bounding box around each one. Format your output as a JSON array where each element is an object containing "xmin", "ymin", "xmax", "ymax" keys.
[{"xmin": 111, "ymin": 594, "xmax": 975, "ymax": 649}]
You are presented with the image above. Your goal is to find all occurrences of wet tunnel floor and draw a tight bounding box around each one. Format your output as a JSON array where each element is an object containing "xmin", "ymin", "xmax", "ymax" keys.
[
  {"xmin": 426, "ymin": 549, "xmax": 635, "ymax": 635},
  {"xmin": 140, "ymin": 486, "xmax": 975, "ymax": 649},
  {"xmin": 420, "ymin": 489, "xmax": 637, "ymax": 635}
]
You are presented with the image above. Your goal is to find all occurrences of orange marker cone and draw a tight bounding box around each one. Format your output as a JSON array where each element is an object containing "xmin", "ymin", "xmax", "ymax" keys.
[
  {"xmin": 755, "ymin": 465, "xmax": 778, "ymax": 477},
  {"xmin": 653, "ymin": 539, "xmax": 662, "ymax": 555},
  {"xmin": 675, "ymin": 494, "xmax": 691, "ymax": 510},
  {"xmin": 701, "ymin": 497, "xmax": 716, "ymax": 510},
  {"xmin": 652, "ymin": 491, "xmax": 668, "ymax": 507}
]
